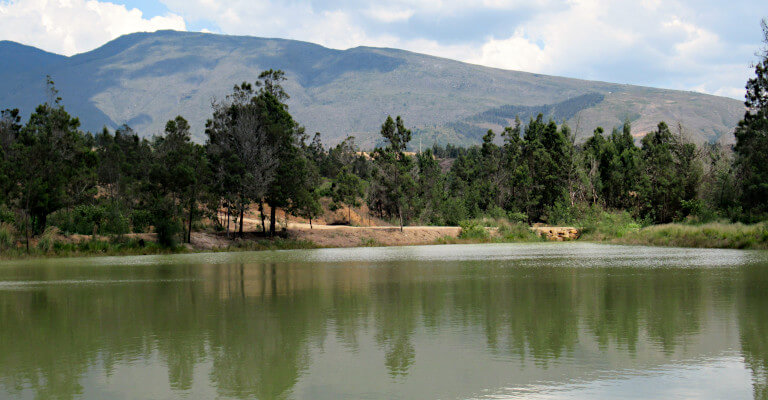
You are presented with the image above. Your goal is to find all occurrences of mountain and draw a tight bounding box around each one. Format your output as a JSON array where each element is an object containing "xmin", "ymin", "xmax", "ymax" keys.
[{"xmin": 0, "ymin": 30, "xmax": 745, "ymax": 147}]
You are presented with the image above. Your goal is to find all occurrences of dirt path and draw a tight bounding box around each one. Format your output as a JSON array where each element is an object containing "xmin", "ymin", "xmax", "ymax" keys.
[{"xmin": 184, "ymin": 220, "xmax": 461, "ymax": 250}]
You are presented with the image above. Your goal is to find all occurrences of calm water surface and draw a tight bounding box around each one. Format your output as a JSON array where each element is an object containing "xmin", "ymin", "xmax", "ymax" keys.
[{"xmin": 0, "ymin": 243, "xmax": 767, "ymax": 399}]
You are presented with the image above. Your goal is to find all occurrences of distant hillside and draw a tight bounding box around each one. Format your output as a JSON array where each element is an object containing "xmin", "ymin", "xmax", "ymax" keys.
[{"xmin": 0, "ymin": 30, "xmax": 745, "ymax": 147}]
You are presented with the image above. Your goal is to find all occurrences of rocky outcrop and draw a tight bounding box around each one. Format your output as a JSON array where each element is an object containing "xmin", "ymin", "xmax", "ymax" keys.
[{"xmin": 531, "ymin": 226, "xmax": 581, "ymax": 241}]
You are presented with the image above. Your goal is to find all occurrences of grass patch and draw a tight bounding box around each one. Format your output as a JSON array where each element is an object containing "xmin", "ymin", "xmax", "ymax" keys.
[
  {"xmin": 359, "ymin": 237, "xmax": 381, "ymax": 247},
  {"xmin": 2, "ymin": 236, "xmax": 320, "ymax": 260},
  {"xmin": 0, "ymin": 223, "xmax": 14, "ymax": 250},
  {"xmin": 229, "ymin": 238, "xmax": 319, "ymax": 252},
  {"xmin": 1, "ymin": 237, "xmax": 182, "ymax": 260},
  {"xmin": 613, "ymin": 222, "xmax": 768, "ymax": 249},
  {"xmin": 497, "ymin": 222, "xmax": 543, "ymax": 241},
  {"xmin": 455, "ymin": 218, "xmax": 544, "ymax": 243},
  {"xmin": 576, "ymin": 210, "xmax": 642, "ymax": 241}
]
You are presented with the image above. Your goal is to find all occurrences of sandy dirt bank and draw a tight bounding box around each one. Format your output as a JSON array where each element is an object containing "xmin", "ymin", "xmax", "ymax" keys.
[{"xmin": 287, "ymin": 223, "xmax": 461, "ymax": 247}]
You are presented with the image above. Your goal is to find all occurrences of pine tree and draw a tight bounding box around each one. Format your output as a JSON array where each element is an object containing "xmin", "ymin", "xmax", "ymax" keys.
[
  {"xmin": 371, "ymin": 116, "xmax": 415, "ymax": 231},
  {"xmin": 734, "ymin": 19, "xmax": 768, "ymax": 220}
]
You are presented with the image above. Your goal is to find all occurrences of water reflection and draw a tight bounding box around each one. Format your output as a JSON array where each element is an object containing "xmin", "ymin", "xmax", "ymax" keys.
[
  {"xmin": 740, "ymin": 265, "xmax": 768, "ymax": 400},
  {"xmin": 0, "ymin": 244, "xmax": 765, "ymax": 399}
]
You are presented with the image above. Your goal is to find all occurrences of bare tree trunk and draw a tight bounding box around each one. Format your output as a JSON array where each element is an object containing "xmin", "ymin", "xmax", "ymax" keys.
[
  {"xmin": 239, "ymin": 205, "xmax": 245, "ymax": 237},
  {"xmin": 24, "ymin": 214, "xmax": 29, "ymax": 253},
  {"xmin": 270, "ymin": 206, "xmax": 277, "ymax": 236},
  {"xmin": 309, "ymin": 216, "xmax": 313, "ymax": 229},
  {"xmin": 24, "ymin": 196, "xmax": 30, "ymax": 253},
  {"xmin": 187, "ymin": 197, "xmax": 194, "ymax": 244},
  {"xmin": 259, "ymin": 201, "xmax": 266, "ymax": 234},
  {"xmin": 226, "ymin": 204, "xmax": 231, "ymax": 239},
  {"xmin": 398, "ymin": 205, "xmax": 403, "ymax": 232}
]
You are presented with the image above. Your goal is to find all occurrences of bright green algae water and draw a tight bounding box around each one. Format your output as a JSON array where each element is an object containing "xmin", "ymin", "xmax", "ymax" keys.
[{"xmin": 0, "ymin": 243, "xmax": 766, "ymax": 399}]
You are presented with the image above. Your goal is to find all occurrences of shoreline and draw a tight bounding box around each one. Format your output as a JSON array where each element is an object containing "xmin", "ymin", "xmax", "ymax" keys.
[{"xmin": 2, "ymin": 221, "xmax": 767, "ymax": 261}]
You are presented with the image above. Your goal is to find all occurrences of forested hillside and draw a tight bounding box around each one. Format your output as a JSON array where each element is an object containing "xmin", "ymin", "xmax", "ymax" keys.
[{"xmin": 1, "ymin": 57, "xmax": 766, "ymax": 254}]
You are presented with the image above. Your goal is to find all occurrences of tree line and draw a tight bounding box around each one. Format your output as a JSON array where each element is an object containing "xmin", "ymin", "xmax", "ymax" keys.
[{"xmin": 2, "ymin": 25, "xmax": 768, "ymax": 249}]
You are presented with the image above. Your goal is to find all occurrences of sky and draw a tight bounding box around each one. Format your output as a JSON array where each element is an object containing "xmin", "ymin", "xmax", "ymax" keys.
[{"xmin": 0, "ymin": 0, "xmax": 766, "ymax": 100}]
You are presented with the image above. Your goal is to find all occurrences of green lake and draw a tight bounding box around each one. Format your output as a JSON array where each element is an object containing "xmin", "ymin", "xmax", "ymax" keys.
[{"xmin": 0, "ymin": 243, "xmax": 767, "ymax": 399}]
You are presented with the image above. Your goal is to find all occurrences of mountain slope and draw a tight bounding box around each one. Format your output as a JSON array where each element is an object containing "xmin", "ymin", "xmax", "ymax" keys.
[{"xmin": 0, "ymin": 30, "xmax": 745, "ymax": 146}]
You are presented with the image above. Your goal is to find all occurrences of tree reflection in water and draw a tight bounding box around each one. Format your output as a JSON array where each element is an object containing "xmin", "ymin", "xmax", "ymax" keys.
[{"xmin": 0, "ymin": 255, "xmax": 764, "ymax": 399}]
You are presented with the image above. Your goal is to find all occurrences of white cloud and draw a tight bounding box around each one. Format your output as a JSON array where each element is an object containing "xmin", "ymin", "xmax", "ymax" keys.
[
  {"xmin": 472, "ymin": 31, "xmax": 551, "ymax": 72},
  {"xmin": 0, "ymin": 0, "xmax": 186, "ymax": 55},
  {"xmin": 363, "ymin": 6, "xmax": 414, "ymax": 23}
]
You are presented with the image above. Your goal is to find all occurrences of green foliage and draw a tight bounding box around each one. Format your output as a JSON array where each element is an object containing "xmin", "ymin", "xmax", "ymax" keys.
[
  {"xmin": 360, "ymin": 237, "xmax": 380, "ymax": 247},
  {"xmin": 48, "ymin": 203, "xmax": 130, "ymax": 235},
  {"xmin": 544, "ymin": 201, "xmax": 576, "ymax": 226},
  {"xmin": 9, "ymin": 96, "xmax": 96, "ymax": 234},
  {"xmin": 2, "ymin": 55, "xmax": 767, "ymax": 258},
  {"xmin": 497, "ymin": 222, "xmax": 542, "ymax": 241},
  {"xmin": 575, "ymin": 207, "xmax": 642, "ymax": 241},
  {"xmin": 616, "ymin": 222, "xmax": 768, "ymax": 250},
  {"xmin": 507, "ymin": 212, "xmax": 528, "ymax": 223},
  {"xmin": 331, "ymin": 166, "xmax": 365, "ymax": 224},
  {"xmin": 0, "ymin": 204, "xmax": 14, "ymax": 224},
  {"xmin": 734, "ymin": 21, "xmax": 768, "ymax": 221},
  {"xmin": 580, "ymin": 122, "xmax": 643, "ymax": 211},
  {"xmin": 0, "ymin": 222, "xmax": 14, "ymax": 249},
  {"xmin": 36, "ymin": 226, "xmax": 59, "ymax": 253},
  {"xmin": 441, "ymin": 197, "xmax": 468, "ymax": 226},
  {"xmin": 370, "ymin": 116, "xmax": 416, "ymax": 229},
  {"xmin": 151, "ymin": 197, "xmax": 182, "ymax": 248},
  {"xmin": 229, "ymin": 238, "xmax": 318, "ymax": 251},
  {"xmin": 456, "ymin": 218, "xmax": 541, "ymax": 242},
  {"xmin": 638, "ymin": 122, "xmax": 702, "ymax": 223},
  {"xmin": 130, "ymin": 209, "xmax": 153, "ymax": 233},
  {"xmin": 458, "ymin": 220, "xmax": 489, "ymax": 239},
  {"xmin": 48, "ymin": 205, "xmax": 101, "ymax": 235}
]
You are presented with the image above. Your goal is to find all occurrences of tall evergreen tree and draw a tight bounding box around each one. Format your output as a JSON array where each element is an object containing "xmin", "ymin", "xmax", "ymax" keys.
[
  {"xmin": 205, "ymin": 81, "xmax": 281, "ymax": 236},
  {"xmin": 639, "ymin": 122, "xmax": 701, "ymax": 223},
  {"xmin": 151, "ymin": 116, "xmax": 207, "ymax": 244},
  {"xmin": 0, "ymin": 109, "xmax": 21, "ymax": 208},
  {"xmin": 414, "ymin": 149, "xmax": 446, "ymax": 224},
  {"xmin": 10, "ymin": 82, "xmax": 95, "ymax": 248},
  {"xmin": 331, "ymin": 166, "xmax": 365, "ymax": 224},
  {"xmin": 734, "ymin": 19, "xmax": 768, "ymax": 220},
  {"xmin": 370, "ymin": 116, "xmax": 415, "ymax": 231}
]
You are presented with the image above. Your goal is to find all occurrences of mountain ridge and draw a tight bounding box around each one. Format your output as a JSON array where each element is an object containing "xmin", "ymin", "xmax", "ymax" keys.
[{"xmin": 0, "ymin": 30, "xmax": 745, "ymax": 147}]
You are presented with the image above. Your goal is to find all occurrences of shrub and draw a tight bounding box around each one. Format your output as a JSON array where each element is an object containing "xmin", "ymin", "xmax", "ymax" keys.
[
  {"xmin": 36, "ymin": 226, "xmax": 59, "ymax": 253},
  {"xmin": 0, "ymin": 222, "xmax": 14, "ymax": 249},
  {"xmin": 498, "ymin": 222, "xmax": 541, "ymax": 241},
  {"xmin": 544, "ymin": 201, "xmax": 576, "ymax": 225},
  {"xmin": 578, "ymin": 208, "xmax": 641, "ymax": 240},
  {"xmin": 131, "ymin": 209, "xmax": 153, "ymax": 233},
  {"xmin": 459, "ymin": 220, "xmax": 489, "ymax": 239},
  {"xmin": 151, "ymin": 198, "xmax": 182, "ymax": 248},
  {"xmin": 360, "ymin": 237, "xmax": 380, "ymax": 247},
  {"xmin": 102, "ymin": 203, "xmax": 130, "ymax": 235},
  {"xmin": 681, "ymin": 199, "xmax": 723, "ymax": 224},
  {"xmin": 0, "ymin": 205, "xmax": 14, "ymax": 224},
  {"xmin": 48, "ymin": 203, "xmax": 130, "ymax": 236},
  {"xmin": 48, "ymin": 205, "xmax": 103, "ymax": 235},
  {"xmin": 443, "ymin": 198, "xmax": 468, "ymax": 226},
  {"xmin": 486, "ymin": 205, "xmax": 508, "ymax": 220},
  {"xmin": 507, "ymin": 212, "xmax": 528, "ymax": 224}
]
